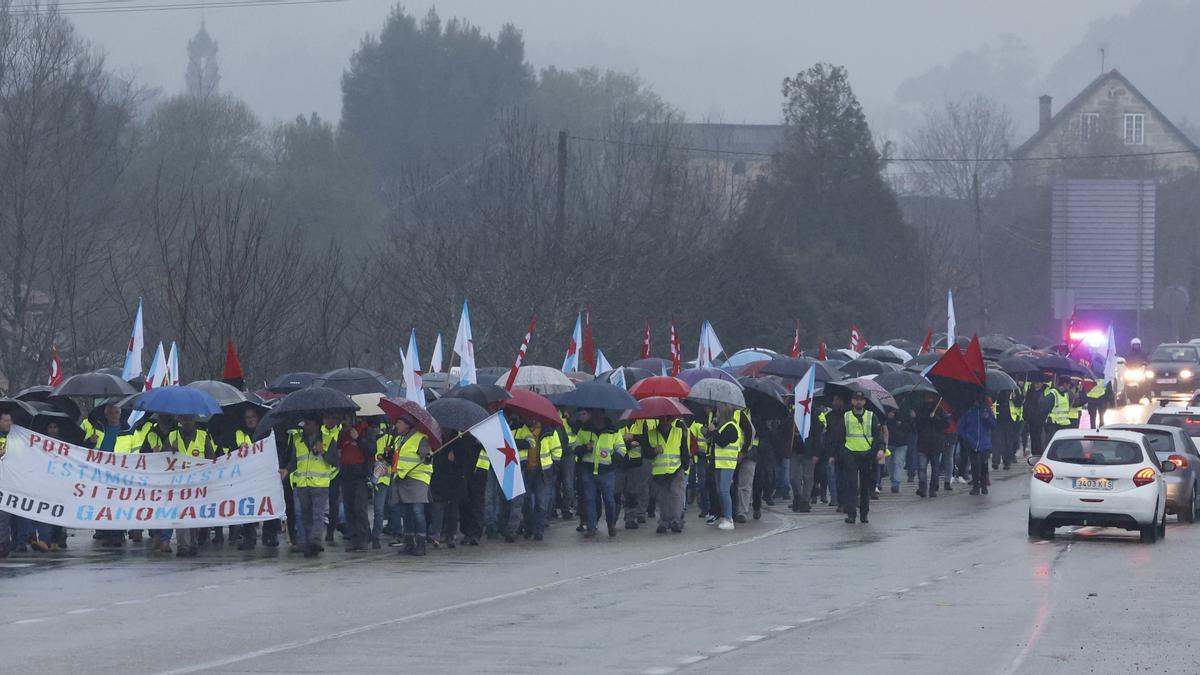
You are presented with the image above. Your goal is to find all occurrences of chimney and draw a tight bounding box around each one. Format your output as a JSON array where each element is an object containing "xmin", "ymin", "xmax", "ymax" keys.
[{"xmin": 1039, "ymin": 95, "xmax": 1053, "ymax": 131}]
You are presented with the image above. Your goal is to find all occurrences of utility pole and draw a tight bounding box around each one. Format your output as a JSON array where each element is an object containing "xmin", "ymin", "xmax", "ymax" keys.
[
  {"xmin": 555, "ymin": 130, "xmax": 567, "ymax": 230},
  {"xmin": 973, "ymin": 171, "xmax": 990, "ymax": 333}
]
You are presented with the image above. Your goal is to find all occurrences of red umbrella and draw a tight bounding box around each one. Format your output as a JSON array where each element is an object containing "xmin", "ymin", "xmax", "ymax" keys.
[
  {"xmin": 379, "ymin": 397, "xmax": 443, "ymax": 450},
  {"xmin": 620, "ymin": 396, "xmax": 692, "ymax": 421},
  {"xmin": 501, "ymin": 388, "xmax": 562, "ymax": 429},
  {"xmin": 628, "ymin": 376, "xmax": 691, "ymax": 401}
]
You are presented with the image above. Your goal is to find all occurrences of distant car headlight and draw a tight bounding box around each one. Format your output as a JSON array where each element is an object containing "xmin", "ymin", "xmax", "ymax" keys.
[
  {"xmin": 1126, "ymin": 368, "xmax": 1144, "ymax": 382},
  {"xmin": 1182, "ymin": 369, "xmax": 1194, "ymax": 380},
  {"xmin": 1146, "ymin": 370, "xmax": 1155, "ymax": 379}
]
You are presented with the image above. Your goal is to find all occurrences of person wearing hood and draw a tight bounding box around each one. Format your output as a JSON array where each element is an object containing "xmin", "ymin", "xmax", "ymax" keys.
[
  {"xmin": 914, "ymin": 392, "xmax": 949, "ymax": 498},
  {"xmin": 957, "ymin": 394, "xmax": 997, "ymax": 495}
]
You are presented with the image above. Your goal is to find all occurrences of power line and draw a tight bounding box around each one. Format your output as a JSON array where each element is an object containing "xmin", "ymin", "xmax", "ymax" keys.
[
  {"xmin": 9, "ymin": 0, "xmax": 348, "ymax": 15},
  {"xmin": 566, "ymin": 133, "xmax": 1200, "ymax": 164}
]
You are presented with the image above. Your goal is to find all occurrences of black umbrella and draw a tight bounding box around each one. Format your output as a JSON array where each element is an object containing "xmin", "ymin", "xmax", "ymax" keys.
[
  {"xmin": 760, "ymin": 357, "xmax": 840, "ymax": 382},
  {"xmin": 550, "ymin": 381, "xmax": 640, "ymax": 411},
  {"xmin": 985, "ymin": 369, "xmax": 1019, "ymax": 395},
  {"xmin": 186, "ymin": 380, "xmax": 249, "ymax": 407},
  {"xmin": 0, "ymin": 398, "xmax": 38, "ymax": 427},
  {"xmin": 1000, "ymin": 344, "xmax": 1031, "ymax": 358},
  {"xmin": 268, "ymin": 371, "xmax": 319, "ymax": 394},
  {"xmin": 445, "ymin": 384, "xmax": 512, "ymax": 408},
  {"xmin": 274, "ymin": 386, "xmax": 358, "ymax": 417},
  {"xmin": 53, "ymin": 372, "xmax": 137, "ymax": 398},
  {"xmin": 997, "ymin": 356, "xmax": 1039, "ymax": 376},
  {"xmin": 873, "ymin": 370, "xmax": 929, "ymax": 393},
  {"xmin": 1023, "ymin": 352, "xmax": 1089, "ymax": 377},
  {"xmin": 313, "ymin": 367, "xmax": 389, "ymax": 396},
  {"xmin": 29, "ymin": 408, "xmax": 86, "ymax": 445},
  {"xmin": 736, "ymin": 376, "xmax": 789, "ymax": 418},
  {"xmin": 14, "ymin": 385, "xmax": 54, "ymax": 402},
  {"xmin": 979, "ymin": 334, "xmax": 1017, "ymax": 357},
  {"xmin": 824, "ymin": 380, "xmax": 893, "ymax": 415},
  {"xmin": 903, "ymin": 352, "xmax": 941, "ymax": 372},
  {"xmin": 427, "ymin": 397, "xmax": 488, "ymax": 432},
  {"xmin": 883, "ymin": 338, "xmax": 920, "ymax": 354},
  {"xmin": 839, "ymin": 358, "xmax": 891, "ymax": 377}
]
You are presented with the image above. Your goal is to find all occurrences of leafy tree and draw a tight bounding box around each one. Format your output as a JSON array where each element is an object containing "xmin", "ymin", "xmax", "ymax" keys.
[
  {"xmin": 340, "ymin": 6, "xmax": 533, "ymax": 183},
  {"xmin": 531, "ymin": 66, "xmax": 667, "ymax": 132}
]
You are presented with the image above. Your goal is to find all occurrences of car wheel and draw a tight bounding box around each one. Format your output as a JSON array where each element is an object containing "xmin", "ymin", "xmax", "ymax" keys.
[
  {"xmin": 1027, "ymin": 513, "xmax": 1041, "ymax": 539},
  {"xmin": 1182, "ymin": 487, "xmax": 1198, "ymax": 524},
  {"xmin": 1158, "ymin": 511, "xmax": 1168, "ymax": 539},
  {"xmin": 1141, "ymin": 509, "xmax": 1160, "ymax": 543}
]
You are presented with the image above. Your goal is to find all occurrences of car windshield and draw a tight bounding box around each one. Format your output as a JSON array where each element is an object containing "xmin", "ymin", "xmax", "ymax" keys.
[
  {"xmin": 1150, "ymin": 346, "xmax": 1199, "ymax": 362},
  {"xmin": 1137, "ymin": 431, "xmax": 1174, "ymax": 454},
  {"xmin": 1047, "ymin": 438, "xmax": 1143, "ymax": 465},
  {"xmin": 1147, "ymin": 414, "xmax": 1200, "ymax": 437}
]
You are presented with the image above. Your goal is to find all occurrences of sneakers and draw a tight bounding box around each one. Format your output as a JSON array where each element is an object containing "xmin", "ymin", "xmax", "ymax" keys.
[
  {"xmin": 844, "ymin": 515, "xmax": 856, "ymax": 524},
  {"xmin": 717, "ymin": 518, "xmax": 735, "ymax": 531},
  {"xmin": 656, "ymin": 525, "xmax": 668, "ymax": 534},
  {"xmin": 705, "ymin": 516, "xmax": 718, "ymax": 526},
  {"xmin": 957, "ymin": 476, "xmax": 969, "ymax": 485},
  {"xmin": 969, "ymin": 486, "xmax": 980, "ymax": 495},
  {"xmin": 890, "ymin": 485, "xmax": 900, "ymax": 494},
  {"xmin": 734, "ymin": 514, "xmax": 748, "ymax": 524},
  {"xmin": 752, "ymin": 508, "xmax": 761, "ymax": 520},
  {"xmin": 982, "ymin": 486, "xmax": 989, "ymax": 495}
]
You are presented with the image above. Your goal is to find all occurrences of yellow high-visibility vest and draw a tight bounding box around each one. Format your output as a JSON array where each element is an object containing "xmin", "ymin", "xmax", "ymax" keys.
[
  {"xmin": 291, "ymin": 430, "xmax": 336, "ymax": 488},
  {"xmin": 168, "ymin": 429, "xmax": 211, "ymax": 459},
  {"xmin": 844, "ymin": 411, "xmax": 875, "ymax": 453},
  {"xmin": 393, "ymin": 432, "xmax": 432, "ymax": 485},
  {"xmin": 713, "ymin": 420, "xmax": 741, "ymax": 470},
  {"xmin": 651, "ymin": 422, "xmax": 686, "ymax": 476}
]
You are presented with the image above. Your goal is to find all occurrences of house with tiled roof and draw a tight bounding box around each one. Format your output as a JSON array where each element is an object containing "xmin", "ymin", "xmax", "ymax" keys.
[{"xmin": 1010, "ymin": 69, "xmax": 1200, "ymax": 184}]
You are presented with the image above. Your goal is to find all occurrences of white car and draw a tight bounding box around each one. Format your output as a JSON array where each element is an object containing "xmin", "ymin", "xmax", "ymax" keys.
[{"xmin": 1028, "ymin": 429, "xmax": 1174, "ymax": 543}]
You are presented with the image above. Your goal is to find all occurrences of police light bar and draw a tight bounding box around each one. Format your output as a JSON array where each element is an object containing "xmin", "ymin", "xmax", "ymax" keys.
[{"xmin": 1068, "ymin": 330, "xmax": 1107, "ymax": 349}]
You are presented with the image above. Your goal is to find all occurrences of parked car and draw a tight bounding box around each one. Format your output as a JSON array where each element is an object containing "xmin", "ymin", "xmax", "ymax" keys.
[
  {"xmin": 1103, "ymin": 423, "xmax": 1198, "ymax": 522},
  {"xmin": 1028, "ymin": 429, "xmax": 1173, "ymax": 543}
]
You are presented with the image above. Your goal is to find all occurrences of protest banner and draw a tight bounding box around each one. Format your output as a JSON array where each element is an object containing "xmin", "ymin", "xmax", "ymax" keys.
[{"xmin": 0, "ymin": 426, "xmax": 285, "ymax": 529}]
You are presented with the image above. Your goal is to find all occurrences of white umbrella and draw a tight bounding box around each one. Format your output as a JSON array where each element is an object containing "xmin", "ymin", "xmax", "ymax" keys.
[
  {"xmin": 505, "ymin": 365, "xmax": 577, "ymax": 395},
  {"xmin": 351, "ymin": 393, "xmax": 385, "ymax": 417},
  {"xmin": 687, "ymin": 379, "xmax": 746, "ymax": 409},
  {"xmin": 833, "ymin": 348, "xmax": 860, "ymax": 361},
  {"xmin": 859, "ymin": 345, "xmax": 914, "ymax": 364}
]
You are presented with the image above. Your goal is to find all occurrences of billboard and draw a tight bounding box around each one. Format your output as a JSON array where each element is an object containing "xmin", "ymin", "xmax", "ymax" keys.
[{"xmin": 1050, "ymin": 179, "xmax": 1155, "ymax": 319}]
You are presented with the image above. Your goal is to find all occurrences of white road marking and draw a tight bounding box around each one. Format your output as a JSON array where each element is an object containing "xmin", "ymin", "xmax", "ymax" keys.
[
  {"xmin": 797, "ymin": 617, "xmax": 820, "ymax": 624},
  {"xmin": 917, "ymin": 581, "xmax": 932, "ymax": 587},
  {"xmin": 155, "ymin": 519, "xmax": 801, "ymax": 675},
  {"xmin": 876, "ymin": 595, "xmax": 890, "ymax": 601},
  {"xmin": 114, "ymin": 599, "xmax": 143, "ymax": 606},
  {"xmin": 934, "ymin": 575, "xmax": 948, "ymax": 581},
  {"xmin": 13, "ymin": 618, "xmax": 48, "ymax": 625},
  {"xmin": 0, "ymin": 563, "xmax": 33, "ymax": 568},
  {"xmin": 65, "ymin": 608, "xmax": 96, "ymax": 615},
  {"xmin": 742, "ymin": 635, "xmax": 766, "ymax": 642},
  {"xmin": 892, "ymin": 588, "xmax": 910, "ymax": 593},
  {"xmin": 711, "ymin": 645, "xmax": 737, "ymax": 654},
  {"xmin": 769, "ymin": 625, "xmax": 794, "ymax": 632},
  {"xmin": 643, "ymin": 668, "xmax": 675, "ymax": 675},
  {"xmin": 679, "ymin": 655, "xmax": 708, "ymax": 665},
  {"xmin": 156, "ymin": 591, "xmax": 185, "ymax": 598}
]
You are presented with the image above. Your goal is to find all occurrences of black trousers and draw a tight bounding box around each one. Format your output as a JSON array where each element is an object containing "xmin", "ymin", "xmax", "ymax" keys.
[
  {"xmin": 842, "ymin": 451, "xmax": 876, "ymax": 519},
  {"xmin": 971, "ymin": 452, "xmax": 990, "ymax": 488},
  {"xmin": 340, "ymin": 471, "xmax": 371, "ymax": 547},
  {"xmin": 281, "ymin": 477, "xmax": 296, "ymax": 542},
  {"xmin": 461, "ymin": 468, "xmax": 487, "ymax": 539}
]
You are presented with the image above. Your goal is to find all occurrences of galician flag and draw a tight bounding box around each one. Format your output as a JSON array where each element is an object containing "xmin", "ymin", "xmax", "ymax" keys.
[
  {"xmin": 793, "ymin": 364, "xmax": 817, "ymax": 441},
  {"xmin": 429, "ymin": 334, "xmax": 444, "ymax": 374},
  {"xmin": 402, "ymin": 329, "xmax": 426, "ymax": 408},
  {"xmin": 129, "ymin": 343, "xmax": 168, "ymax": 428},
  {"xmin": 947, "ymin": 289, "xmax": 957, "ymax": 349},
  {"xmin": 121, "ymin": 297, "xmax": 145, "ymax": 381},
  {"xmin": 697, "ymin": 320, "xmax": 725, "ymax": 368},
  {"xmin": 595, "ymin": 349, "xmax": 612, "ymax": 376},
  {"xmin": 469, "ymin": 411, "xmax": 526, "ymax": 499},
  {"xmin": 167, "ymin": 341, "xmax": 180, "ymax": 386},
  {"xmin": 561, "ymin": 313, "xmax": 582, "ymax": 372},
  {"xmin": 452, "ymin": 300, "xmax": 477, "ymax": 385},
  {"xmin": 610, "ymin": 366, "xmax": 628, "ymax": 390}
]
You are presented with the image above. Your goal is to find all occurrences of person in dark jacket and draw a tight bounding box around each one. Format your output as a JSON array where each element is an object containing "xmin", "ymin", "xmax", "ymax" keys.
[
  {"xmin": 914, "ymin": 393, "xmax": 950, "ymax": 498},
  {"xmin": 337, "ymin": 416, "xmax": 375, "ymax": 552},
  {"xmin": 957, "ymin": 395, "xmax": 996, "ymax": 495},
  {"xmin": 886, "ymin": 408, "xmax": 915, "ymax": 494},
  {"xmin": 821, "ymin": 395, "xmax": 847, "ymax": 510},
  {"xmin": 430, "ymin": 434, "xmax": 468, "ymax": 548},
  {"xmin": 789, "ymin": 404, "xmax": 823, "ymax": 512},
  {"xmin": 831, "ymin": 392, "xmax": 884, "ymax": 524}
]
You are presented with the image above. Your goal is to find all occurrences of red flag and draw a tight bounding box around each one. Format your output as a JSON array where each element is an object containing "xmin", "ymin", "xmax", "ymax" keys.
[
  {"xmin": 47, "ymin": 347, "xmax": 64, "ymax": 387},
  {"xmin": 222, "ymin": 338, "xmax": 245, "ymax": 386},
  {"xmin": 504, "ymin": 316, "xmax": 536, "ymax": 391},
  {"xmin": 582, "ymin": 307, "xmax": 596, "ymax": 372},
  {"xmin": 669, "ymin": 322, "xmax": 682, "ymax": 376},
  {"xmin": 965, "ymin": 334, "xmax": 987, "ymax": 385},
  {"xmin": 641, "ymin": 320, "xmax": 652, "ymax": 360},
  {"xmin": 919, "ymin": 328, "xmax": 933, "ymax": 355},
  {"xmin": 790, "ymin": 320, "xmax": 802, "ymax": 359},
  {"xmin": 849, "ymin": 325, "xmax": 867, "ymax": 352},
  {"xmin": 817, "ymin": 340, "xmax": 827, "ymax": 361}
]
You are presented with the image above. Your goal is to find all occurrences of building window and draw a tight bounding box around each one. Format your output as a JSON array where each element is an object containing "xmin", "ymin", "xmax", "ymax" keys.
[
  {"xmin": 1124, "ymin": 113, "xmax": 1145, "ymax": 145},
  {"xmin": 1079, "ymin": 113, "xmax": 1100, "ymax": 141}
]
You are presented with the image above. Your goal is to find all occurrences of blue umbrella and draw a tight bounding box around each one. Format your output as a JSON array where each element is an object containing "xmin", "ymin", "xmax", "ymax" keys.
[
  {"xmin": 133, "ymin": 386, "xmax": 222, "ymax": 416},
  {"xmin": 550, "ymin": 381, "xmax": 640, "ymax": 411}
]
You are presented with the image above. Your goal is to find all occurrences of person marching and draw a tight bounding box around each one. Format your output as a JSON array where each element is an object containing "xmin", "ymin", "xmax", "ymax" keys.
[
  {"xmin": 390, "ymin": 413, "xmax": 432, "ymax": 556},
  {"xmin": 646, "ymin": 416, "xmax": 691, "ymax": 533},
  {"xmin": 169, "ymin": 415, "xmax": 216, "ymax": 556},
  {"xmin": 574, "ymin": 409, "xmax": 626, "ymax": 538},
  {"xmin": 139, "ymin": 414, "xmax": 177, "ymax": 553},
  {"xmin": 521, "ymin": 419, "xmax": 560, "ymax": 541},
  {"xmin": 287, "ymin": 417, "xmax": 340, "ymax": 558},
  {"xmin": 836, "ymin": 392, "xmax": 884, "ymax": 524},
  {"xmin": 705, "ymin": 404, "xmax": 742, "ymax": 531}
]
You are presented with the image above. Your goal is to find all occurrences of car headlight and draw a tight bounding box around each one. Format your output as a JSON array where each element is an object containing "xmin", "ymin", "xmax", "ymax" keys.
[
  {"xmin": 1126, "ymin": 369, "xmax": 1142, "ymax": 382},
  {"xmin": 1146, "ymin": 370, "xmax": 1155, "ymax": 379},
  {"xmin": 1182, "ymin": 369, "xmax": 1194, "ymax": 380}
]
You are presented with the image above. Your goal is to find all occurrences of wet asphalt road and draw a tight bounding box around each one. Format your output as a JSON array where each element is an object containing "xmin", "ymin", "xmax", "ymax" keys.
[{"xmin": 2, "ymin": 406, "xmax": 1198, "ymax": 674}]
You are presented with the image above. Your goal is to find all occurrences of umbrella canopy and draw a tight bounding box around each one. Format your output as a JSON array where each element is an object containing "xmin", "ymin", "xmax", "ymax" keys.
[
  {"xmin": 379, "ymin": 397, "xmax": 443, "ymax": 449},
  {"xmin": 1000, "ymin": 344, "xmax": 1032, "ymax": 358},
  {"xmin": 629, "ymin": 376, "xmax": 691, "ymax": 400},
  {"xmin": 501, "ymin": 365, "xmax": 577, "ymax": 395},
  {"xmin": 892, "ymin": 381, "xmax": 939, "ymax": 398},
  {"xmin": 1024, "ymin": 351, "xmax": 1090, "ymax": 377},
  {"xmin": 501, "ymin": 388, "xmax": 562, "ymax": 428},
  {"xmin": 903, "ymin": 352, "xmax": 941, "ymax": 372},
  {"xmin": 686, "ymin": 379, "xmax": 746, "ymax": 409},
  {"xmin": 760, "ymin": 357, "xmax": 841, "ymax": 382},
  {"xmin": 737, "ymin": 376, "xmax": 789, "ymax": 417},
  {"xmin": 859, "ymin": 345, "xmax": 913, "ymax": 364},
  {"xmin": 275, "ymin": 386, "xmax": 358, "ymax": 417},
  {"xmin": 133, "ymin": 386, "xmax": 222, "ymax": 416},
  {"xmin": 268, "ymin": 371, "xmax": 320, "ymax": 394},
  {"xmin": 186, "ymin": 380, "xmax": 248, "ymax": 407},
  {"xmin": 0, "ymin": 398, "xmax": 38, "ymax": 427},
  {"xmin": 985, "ymin": 368, "xmax": 1019, "ymax": 395},
  {"xmin": 839, "ymin": 358, "xmax": 892, "ymax": 377},
  {"xmin": 445, "ymin": 384, "xmax": 512, "ymax": 409},
  {"xmin": 873, "ymin": 370, "xmax": 930, "ymax": 393},
  {"xmin": 620, "ymin": 396, "xmax": 692, "ymax": 421},
  {"xmin": 426, "ymin": 397, "xmax": 488, "ymax": 432},
  {"xmin": 597, "ymin": 367, "xmax": 655, "ymax": 387},
  {"xmin": 824, "ymin": 379, "xmax": 897, "ymax": 414},
  {"xmin": 313, "ymin": 367, "xmax": 390, "ymax": 396},
  {"xmin": 628, "ymin": 357, "xmax": 671, "ymax": 373},
  {"xmin": 933, "ymin": 334, "xmax": 971, "ymax": 351},
  {"xmin": 14, "ymin": 385, "xmax": 54, "ymax": 402},
  {"xmin": 997, "ymin": 355, "xmax": 1039, "ymax": 376},
  {"xmin": 29, "ymin": 407, "xmax": 86, "ymax": 445},
  {"xmin": 53, "ymin": 372, "xmax": 137, "ymax": 398},
  {"xmin": 833, "ymin": 348, "xmax": 860, "ymax": 361},
  {"xmin": 550, "ymin": 381, "xmax": 640, "ymax": 411},
  {"xmin": 736, "ymin": 360, "xmax": 776, "ymax": 377},
  {"xmin": 678, "ymin": 367, "xmax": 740, "ymax": 387},
  {"xmin": 565, "ymin": 371, "xmax": 595, "ymax": 384},
  {"xmin": 350, "ymin": 393, "xmax": 386, "ymax": 417},
  {"xmin": 883, "ymin": 338, "xmax": 920, "ymax": 354},
  {"xmin": 720, "ymin": 348, "xmax": 778, "ymax": 371},
  {"xmin": 979, "ymin": 334, "xmax": 1018, "ymax": 357}
]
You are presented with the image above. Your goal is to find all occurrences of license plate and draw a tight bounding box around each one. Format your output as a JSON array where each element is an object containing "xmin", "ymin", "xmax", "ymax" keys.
[
  {"xmin": 1158, "ymin": 378, "xmax": 1178, "ymax": 384},
  {"xmin": 1073, "ymin": 478, "xmax": 1113, "ymax": 491}
]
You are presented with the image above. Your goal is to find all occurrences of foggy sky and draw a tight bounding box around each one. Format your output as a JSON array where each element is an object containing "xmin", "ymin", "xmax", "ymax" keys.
[{"xmin": 70, "ymin": 0, "xmax": 1140, "ymax": 129}]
